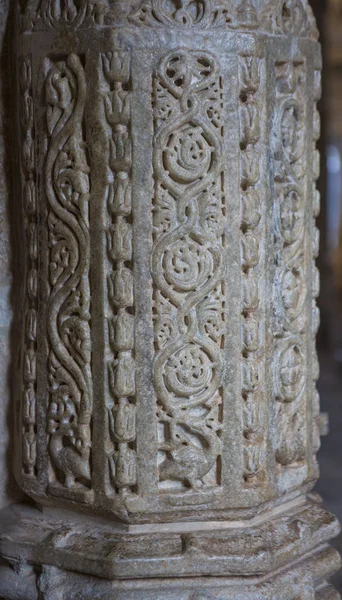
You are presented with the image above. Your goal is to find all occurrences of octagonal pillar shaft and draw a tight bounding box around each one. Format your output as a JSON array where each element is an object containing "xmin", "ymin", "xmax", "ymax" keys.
[{"xmin": 1, "ymin": 1, "xmax": 340, "ymax": 598}]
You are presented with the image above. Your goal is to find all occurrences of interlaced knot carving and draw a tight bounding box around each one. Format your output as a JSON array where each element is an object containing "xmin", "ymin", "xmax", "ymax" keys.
[{"xmin": 152, "ymin": 50, "xmax": 225, "ymax": 493}]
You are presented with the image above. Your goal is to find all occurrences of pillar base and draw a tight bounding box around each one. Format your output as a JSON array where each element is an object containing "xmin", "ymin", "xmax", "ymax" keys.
[
  {"xmin": 0, "ymin": 547, "xmax": 340, "ymax": 600},
  {"xmin": 0, "ymin": 495, "xmax": 340, "ymax": 599}
]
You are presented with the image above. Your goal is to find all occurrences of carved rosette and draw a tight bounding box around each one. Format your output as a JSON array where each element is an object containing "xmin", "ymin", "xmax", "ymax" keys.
[{"xmin": 20, "ymin": 55, "xmax": 38, "ymax": 478}]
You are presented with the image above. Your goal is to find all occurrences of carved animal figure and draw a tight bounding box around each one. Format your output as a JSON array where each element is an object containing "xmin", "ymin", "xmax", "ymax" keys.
[
  {"xmin": 48, "ymin": 396, "xmax": 91, "ymax": 488},
  {"xmin": 159, "ymin": 417, "xmax": 221, "ymax": 489},
  {"xmin": 49, "ymin": 426, "xmax": 91, "ymax": 489}
]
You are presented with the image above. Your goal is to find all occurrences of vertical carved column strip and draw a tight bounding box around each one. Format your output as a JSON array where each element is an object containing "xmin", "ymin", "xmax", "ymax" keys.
[
  {"xmin": 130, "ymin": 50, "xmax": 157, "ymax": 502},
  {"xmin": 238, "ymin": 55, "xmax": 266, "ymax": 489},
  {"xmin": 312, "ymin": 67, "xmax": 322, "ymax": 469},
  {"xmin": 102, "ymin": 51, "xmax": 137, "ymax": 498},
  {"xmin": 20, "ymin": 55, "xmax": 38, "ymax": 479},
  {"xmin": 45, "ymin": 54, "xmax": 93, "ymax": 499},
  {"xmin": 152, "ymin": 50, "xmax": 225, "ymax": 498},
  {"xmin": 272, "ymin": 59, "xmax": 309, "ymax": 491}
]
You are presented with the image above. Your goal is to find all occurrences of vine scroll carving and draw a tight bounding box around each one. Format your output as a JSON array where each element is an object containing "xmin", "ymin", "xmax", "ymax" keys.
[
  {"xmin": 152, "ymin": 50, "xmax": 225, "ymax": 493},
  {"xmin": 45, "ymin": 54, "xmax": 92, "ymax": 494}
]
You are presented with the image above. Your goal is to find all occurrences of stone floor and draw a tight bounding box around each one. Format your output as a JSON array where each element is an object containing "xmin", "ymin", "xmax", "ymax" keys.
[{"xmin": 316, "ymin": 351, "xmax": 342, "ymax": 592}]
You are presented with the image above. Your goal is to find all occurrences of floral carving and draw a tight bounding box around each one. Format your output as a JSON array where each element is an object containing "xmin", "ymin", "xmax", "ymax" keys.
[
  {"xmin": 273, "ymin": 59, "xmax": 307, "ymax": 471},
  {"xmin": 239, "ymin": 56, "xmax": 266, "ymax": 486},
  {"xmin": 153, "ymin": 50, "xmax": 225, "ymax": 493},
  {"xmin": 128, "ymin": 0, "xmax": 317, "ymax": 38},
  {"xmin": 129, "ymin": 0, "xmax": 236, "ymax": 28},
  {"xmin": 20, "ymin": 56, "xmax": 38, "ymax": 478},
  {"xmin": 261, "ymin": 0, "xmax": 318, "ymax": 39},
  {"xmin": 20, "ymin": 0, "xmax": 109, "ymax": 31},
  {"xmin": 45, "ymin": 54, "xmax": 92, "ymax": 493},
  {"xmin": 312, "ymin": 70, "xmax": 322, "ymax": 464},
  {"xmin": 19, "ymin": 0, "xmax": 319, "ymax": 38},
  {"xmin": 102, "ymin": 51, "xmax": 137, "ymax": 494}
]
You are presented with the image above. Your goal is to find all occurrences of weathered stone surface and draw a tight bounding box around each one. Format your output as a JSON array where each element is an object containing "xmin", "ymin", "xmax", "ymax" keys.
[
  {"xmin": 35, "ymin": 548, "xmax": 342, "ymax": 599},
  {"xmin": 0, "ymin": 0, "xmax": 339, "ymax": 598},
  {"xmin": 0, "ymin": 497, "xmax": 340, "ymax": 580},
  {"xmin": 14, "ymin": 0, "xmax": 324, "ymax": 522}
]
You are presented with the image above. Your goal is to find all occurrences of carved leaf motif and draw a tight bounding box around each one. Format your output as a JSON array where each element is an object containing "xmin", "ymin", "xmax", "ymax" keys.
[
  {"xmin": 278, "ymin": 343, "xmax": 305, "ymax": 402},
  {"xmin": 26, "ymin": 309, "xmax": 37, "ymax": 342},
  {"xmin": 102, "ymin": 52, "xmax": 131, "ymax": 85},
  {"xmin": 107, "ymin": 267, "xmax": 134, "ymax": 309},
  {"xmin": 276, "ymin": 405, "xmax": 305, "ymax": 466},
  {"xmin": 115, "ymin": 446, "xmax": 137, "ymax": 487},
  {"xmin": 108, "ymin": 400, "xmax": 136, "ymax": 444},
  {"xmin": 24, "ymin": 180, "xmax": 37, "ymax": 216},
  {"xmin": 102, "ymin": 50, "xmax": 137, "ymax": 494},
  {"xmin": 20, "ymin": 53, "xmax": 38, "ymax": 477},
  {"xmin": 109, "ymin": 310, "xmax": 134, "ymax": 352},
  {"xmin": 23, "ymin": 387, "xmax": 36, "ymax": 425}
]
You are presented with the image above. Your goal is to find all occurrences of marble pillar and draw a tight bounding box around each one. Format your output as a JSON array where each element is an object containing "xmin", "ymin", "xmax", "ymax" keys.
[{"xmin": 0, "ymin": 1, "xmax": 340, "ymax": 598}]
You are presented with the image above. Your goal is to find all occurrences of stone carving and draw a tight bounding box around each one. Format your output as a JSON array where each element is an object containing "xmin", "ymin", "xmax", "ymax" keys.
[
  {"xmin": 102, "ymin": 51, "xmax": 137, "ymax": 495},
  {"xmin": 153, "ymin": 50, "xmax": 224, "ymax": 493},
  {"xmin": 45, "ymin": 54, "xmax": 92, "ymax": 493},
  {"xmin": 8, "ymin": 1, "xmax": 340, "ymax": 598},
  {"xmin": 312, "ymin": 70, "xmax": 322, "ymax": 461},
  {"xmin": 19, "ymin": 0, "xmax": 319, "ymax": 38},
  {"xmin": 20, "ymin": 55, "xmax": 38, "ymax": 478},
  {"xmin": 19, "ymin": 0, "xmax": 109, "ymax": 30},
  {"xmin": 1, "ymin": 498, "xmax": 339, "ymax": 581},
  {"xmin": 239, "ymin": 55, "xmax": 265, "ymax": 487},
  {"xmin": 128, "ymin": 0, "xmax": 318, "ymax": 37},
  {"xmin": 128, "ymin": 0, "xmax": 257, "ymax": 28},
  {"xmin": 261, "ymin": 0, "xmax": 318, "ymax": 37},
  {"xmin": 273, "ymin": 60, "xmax": 307, "ymax": 472}
]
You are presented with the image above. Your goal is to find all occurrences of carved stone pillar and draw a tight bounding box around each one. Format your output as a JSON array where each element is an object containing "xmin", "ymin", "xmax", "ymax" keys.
[{"xmin": 0, "ymin": 1, "xmax": 340, "ymax": 598}]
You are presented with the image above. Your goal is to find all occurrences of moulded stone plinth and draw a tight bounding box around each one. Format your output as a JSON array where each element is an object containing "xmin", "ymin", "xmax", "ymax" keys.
[
  {"xmin": 0, "ymin": 496, "xmax": 340, "ymax": 581},
  {"xmin": 0, "ymin": 540, "xmax": 340, "ymax": 599}
]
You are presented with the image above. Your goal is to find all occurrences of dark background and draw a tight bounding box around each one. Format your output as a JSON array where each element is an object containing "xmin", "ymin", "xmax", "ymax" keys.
[{"xmin": 311, "ymin": 0, "xmax": 342, "ymax": 591}]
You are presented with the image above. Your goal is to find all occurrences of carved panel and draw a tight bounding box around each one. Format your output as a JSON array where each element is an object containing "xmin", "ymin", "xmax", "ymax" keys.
[
  {"xmin": 152, "ymin": 50, "xmax": 225, "ymax": 494},
  {"xmin": 18, "ymin": 0, "xmax": 319, "ymax": 39},
  {"xmin": 129, "ymin": 0, "xmax": 318, "ymax": 38},
  {"xmin": 15, "ymin": 0, "xmax": 325, "ymax": 522},
  {"xmin": 272, "ymin": 59, "xmax": 308, "ymax": 478},
  {"xmin": 238, "ymin": 56, "xmax": 266, "ymax": 487},
  {"xmin": 19, "ymin": 0, "xmax": 109, "ymax": 31},
  {"xmin": 45, "ymin": 54, "xmax": 93, "ymax": 497},
  {"xmin": 312, "ymin": 69, "xmax": 322, "ymax": 463},
  {"xmin": 101, "ymin": 51, "xmax": 137, "ymax": 496},
  {"xmin": 20, "ymin": 55, "xmax": 38, "ymax": 478}
]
